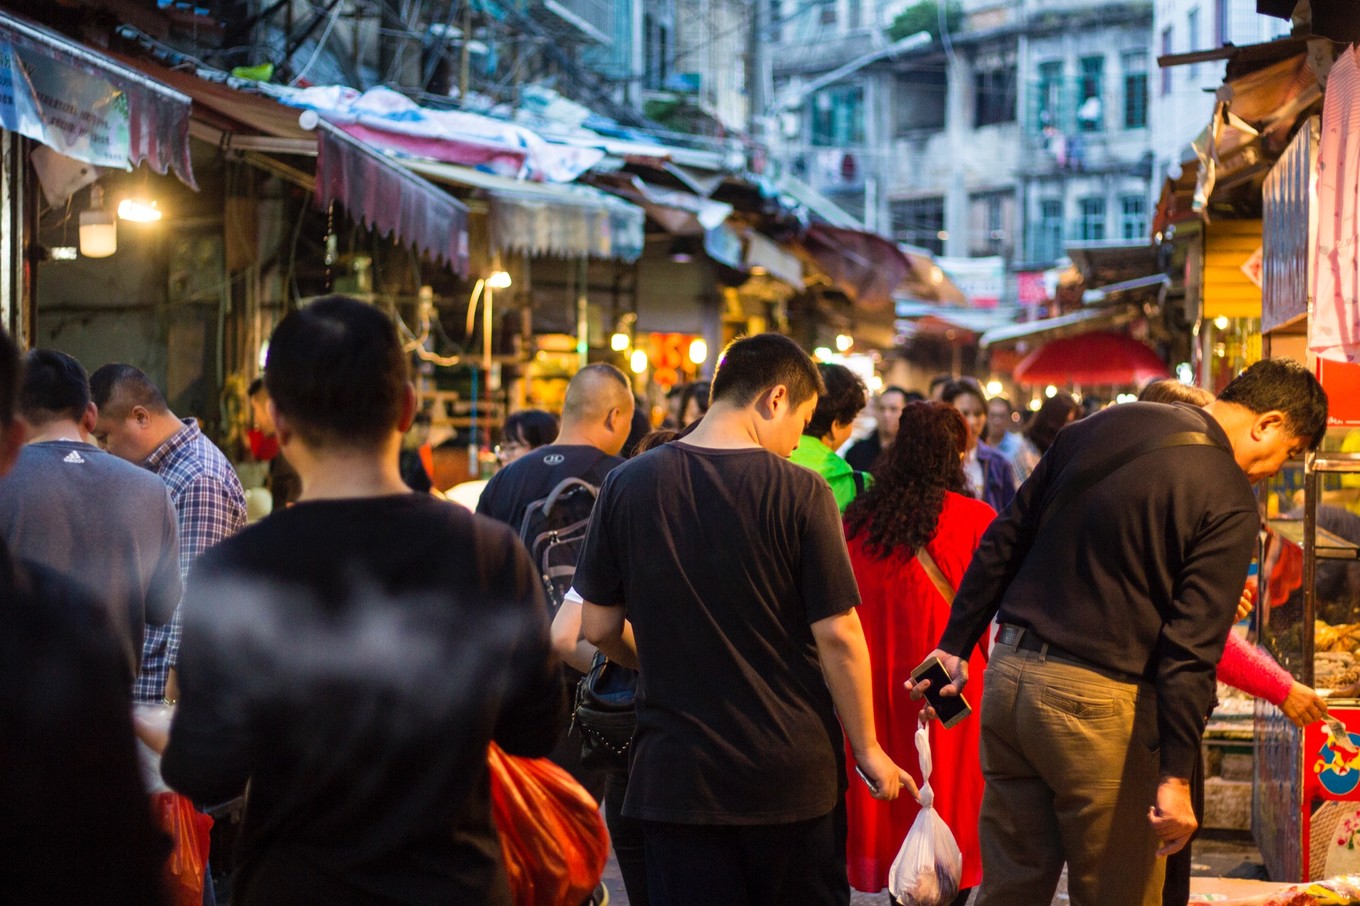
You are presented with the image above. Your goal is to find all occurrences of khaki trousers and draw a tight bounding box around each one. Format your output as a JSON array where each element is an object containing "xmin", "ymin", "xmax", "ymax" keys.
[{"xmin": 975, "ymin": 641, "xmax": 1165, "ymax": 906}]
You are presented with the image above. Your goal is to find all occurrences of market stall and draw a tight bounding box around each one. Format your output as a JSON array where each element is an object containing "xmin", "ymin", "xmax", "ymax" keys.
[{"xmin": 1255, "ymin": 46, "xmax": 1360, "ymax": 883}]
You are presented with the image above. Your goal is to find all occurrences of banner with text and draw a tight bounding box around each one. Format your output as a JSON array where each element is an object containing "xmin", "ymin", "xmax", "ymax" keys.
[{"xmin": 0, "ymin": 36, "xmax": 130, "ymax": 168}]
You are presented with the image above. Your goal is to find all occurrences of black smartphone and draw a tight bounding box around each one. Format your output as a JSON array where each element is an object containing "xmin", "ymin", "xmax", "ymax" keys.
[
  {"xmin": 854, "ymin": 764, "xmax": 878, "ymax": 793},
  {"xmin": 910, "ymin": 656, "xmax": 972, "ymax": 730}
]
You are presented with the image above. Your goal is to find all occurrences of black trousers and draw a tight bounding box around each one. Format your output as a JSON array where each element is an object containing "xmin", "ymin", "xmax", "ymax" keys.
[
  {"xmin": 643, "ymin": 807, "xmax": 849, "ymax": 906},
  {"xmin": 605, "ymin": 771, "xmax": 649, "ymax": 906}
]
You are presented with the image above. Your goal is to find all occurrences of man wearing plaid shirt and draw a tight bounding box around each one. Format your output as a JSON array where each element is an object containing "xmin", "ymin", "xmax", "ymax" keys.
[{"xmin": 91, "ymin": 364, "xmax": 247, "ymax": 703}]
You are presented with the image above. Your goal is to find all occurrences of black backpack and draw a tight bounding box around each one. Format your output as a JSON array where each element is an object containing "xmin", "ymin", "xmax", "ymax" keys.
[{"xmin": 517, "ymin": 476, "xmax": 600, "ymax": 618}]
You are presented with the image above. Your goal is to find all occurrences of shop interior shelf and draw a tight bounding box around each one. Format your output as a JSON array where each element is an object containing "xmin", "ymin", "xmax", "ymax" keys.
[{"xmin": 1269, "ymin": 518, "xmax": 1360, "ymax": 560}]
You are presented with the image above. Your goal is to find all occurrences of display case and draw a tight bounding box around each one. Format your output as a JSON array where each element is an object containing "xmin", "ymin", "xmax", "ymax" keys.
[{"xmin": 1255, "ymin": 445, "xmax": 1360, "ymax": 880}]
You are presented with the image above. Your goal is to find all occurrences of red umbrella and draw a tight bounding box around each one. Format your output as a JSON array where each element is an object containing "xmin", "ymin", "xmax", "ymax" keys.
[{"xmin": 1013, "ymin": 331, "xmax": 1169, "ymax": 386}]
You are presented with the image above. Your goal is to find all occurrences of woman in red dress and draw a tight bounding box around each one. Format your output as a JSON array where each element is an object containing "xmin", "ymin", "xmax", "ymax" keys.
[{"xmin": 843, "ymin": 401, "xmax": 996, "ymax": 902}]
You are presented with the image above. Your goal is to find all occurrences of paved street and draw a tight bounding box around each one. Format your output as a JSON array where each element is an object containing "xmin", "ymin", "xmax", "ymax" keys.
[{"xmin": 597, "ymin": 831, "xmax": 1268, "ymax": 905}]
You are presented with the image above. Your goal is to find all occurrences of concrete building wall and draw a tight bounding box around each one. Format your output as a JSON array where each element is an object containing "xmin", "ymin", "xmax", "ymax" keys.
[{"xmin": 1149, "ymin": 0, "xmax": 1291, "ymax": 187}]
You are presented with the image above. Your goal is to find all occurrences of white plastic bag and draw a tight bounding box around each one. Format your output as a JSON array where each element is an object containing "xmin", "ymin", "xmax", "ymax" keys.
[{"xmin": 888, "ymin": 724, "xmax": 962, "ymax": 906}]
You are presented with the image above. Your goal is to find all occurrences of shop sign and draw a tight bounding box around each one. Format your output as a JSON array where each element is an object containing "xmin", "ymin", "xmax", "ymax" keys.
[
  {"xmin": 1305, "ymin": 713, "xmax": 1360, "ymax": 878},
  {"xmin": 0, "ymin": 37, "xmax": 130, "ymax": 168},
  {"xmin": 1318, "ymin": 358, "xmax": 1360, "ymax": 427}
]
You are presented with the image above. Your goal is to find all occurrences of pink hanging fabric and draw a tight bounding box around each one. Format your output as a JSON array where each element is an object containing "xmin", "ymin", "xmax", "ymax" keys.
[{"xmin": 1311, "ymin": 46, "xmax": 1360, "ymax": 362}]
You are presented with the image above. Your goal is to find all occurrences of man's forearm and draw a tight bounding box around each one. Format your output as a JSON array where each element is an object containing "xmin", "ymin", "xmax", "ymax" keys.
[{"xmin": 813, "ymin": 610, "xmax": 879, "ymax": 758}]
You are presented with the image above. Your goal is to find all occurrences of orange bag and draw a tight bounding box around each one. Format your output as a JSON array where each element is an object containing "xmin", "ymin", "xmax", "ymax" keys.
[
  {"xmin": 487, "ymin": 742, "xmax": 608, "ymax": 906},
  {"xmin": 153, "ymin": 791, "xmax": 214, "ymax": 906}
]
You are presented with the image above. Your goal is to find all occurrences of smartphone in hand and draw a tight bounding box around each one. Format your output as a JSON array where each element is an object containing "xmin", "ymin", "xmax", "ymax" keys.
[{"xmin": 911, "ymin": 656, "xmax": 972, "ymax": 729}]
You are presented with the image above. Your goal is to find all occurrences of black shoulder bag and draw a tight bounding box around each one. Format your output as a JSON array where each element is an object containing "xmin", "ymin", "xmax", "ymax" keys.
[{"xmin": 572, "ymin": 651, "xmax": 637, "ymax": 772}]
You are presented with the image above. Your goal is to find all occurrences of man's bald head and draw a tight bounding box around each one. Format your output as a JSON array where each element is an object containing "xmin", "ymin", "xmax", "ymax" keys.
[{"xmin": 559, "ymin": 363, "xmax": 635, "ymax": 455}]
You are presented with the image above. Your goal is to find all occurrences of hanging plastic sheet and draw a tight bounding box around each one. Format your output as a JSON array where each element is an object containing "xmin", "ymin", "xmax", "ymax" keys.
[
  {"xmin": 0, "ymin": 12, "xmax": 194, "ymax": 187},
  {"xmin": 1310, "ymin": 46, "xmax": 1360, "ymax": 363},
  {"xmin": 314, "ymin": 121, "xmax": 469, "ymax": 272}
]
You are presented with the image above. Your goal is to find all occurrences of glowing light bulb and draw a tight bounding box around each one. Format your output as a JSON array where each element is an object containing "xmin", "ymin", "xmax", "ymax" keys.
[
  {"xmin": 688, "ymin": 338, "xmax": 708, "ymax": 365},
  {"xmin": 611, "ymin": 332, "xmax": 630, "ymax": 352},
  {"xmin": 629, "ymin": 349, "xmax": 648, "ymax": 374}
]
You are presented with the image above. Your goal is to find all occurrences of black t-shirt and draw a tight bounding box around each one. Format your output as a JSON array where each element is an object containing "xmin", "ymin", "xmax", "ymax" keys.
[
  {"xmin": 476, "ymin": 444, "xmax": 622, "ymax": 530},
  {"xmin": 574, "ymin": 441, "xmax": 861, "ymax": 825},
  {"xmin": 0, "ymin": 546, "xmax": 168, "ymax": 904},
  {"xmin": 162, "ymin": 494, "xmax": 563, "ymax": 906}
]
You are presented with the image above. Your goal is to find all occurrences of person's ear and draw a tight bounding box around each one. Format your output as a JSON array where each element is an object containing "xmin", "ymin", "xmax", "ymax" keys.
[
  {"xmin": 763, "ymin": 384, "xmax": 789, "ymax": 417},
  {"xmin": 272, "ymin": 407, "xmax": 296, "ymax": 447},
  {"xmin": 80, "ymin": 401, "xmax": 98, "ymax": 435},
  {"xmin": 1252, "ymin": 411, "xmax": 1287, "ymax": 442},
  {"xmin": 396, "ymin": 383, "xmax": 418, "ymax": 433},
  {"xmin": 603, "ymin": 406, "xmax": 622, "ymax": 432},
  {"xmin": 0, "ymin": 419, "xmax": 27, "ymax": 478},
  {"xmin": 131, "ymin": 405, "xmax": 151, "ymax": 428}
]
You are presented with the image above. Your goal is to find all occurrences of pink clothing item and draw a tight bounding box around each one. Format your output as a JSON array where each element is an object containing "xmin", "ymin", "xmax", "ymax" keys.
[{"xmin": 1216, "ymin": 632, "xmax": 1293, "ymax": 706}]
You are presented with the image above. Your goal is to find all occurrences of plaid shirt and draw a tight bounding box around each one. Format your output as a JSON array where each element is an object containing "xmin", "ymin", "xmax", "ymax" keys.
[{"xmin": 133, "ymin": 419, "xmax": 247, "ymax": 702}]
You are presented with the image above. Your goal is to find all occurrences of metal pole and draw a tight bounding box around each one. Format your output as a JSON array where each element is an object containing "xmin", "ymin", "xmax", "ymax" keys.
[
  {"xmin": 576, "ymin": 257, "xmax": 589, "ymax": 370},
  {"xmin": 459, "ymin": 0, "xmax": 472, "ymax": 103}
]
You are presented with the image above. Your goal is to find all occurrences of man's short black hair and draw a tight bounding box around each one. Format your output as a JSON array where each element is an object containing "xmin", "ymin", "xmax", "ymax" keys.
[
  {"xmin": 879, "ymin": 386, "xmax": 912, "ymax": 404},
  {"xmin": 20, "ymin": 349, "xmax": 90, "ymax": 426},
  {"xmin": 88, "ymin": 364, "xmax": 169, "ymax": 419},
  {"xmin": 805, "ymin": 363, "xmax": 867, "ymax": 438},
  {"xmin": 247, "ymin": 376, "xmax": 266, "ymax": 397},
  {"xmin": 264, "ymin": 295, "xmax": 409, "ymax": 449},
  {"xmin": 711, "ymin": 334, "xmax": 824, "ymax": 408},
  {"xmin": 0, "ymin": 326, "xmax": 18, "ymax": 426},
  {"xmin": 1217, "ymin": 358, "xmax": 1328, "ymax": 451}
]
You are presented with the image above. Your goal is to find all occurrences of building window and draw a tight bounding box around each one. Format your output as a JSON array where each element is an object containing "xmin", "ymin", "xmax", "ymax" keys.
[
  {"xmin": 811, "ymin": 85, "xmax": 864, "ymax": 147},
  {"xmin": 1120, "ymin": 195, "xmax": 1148, "ymax": 240},
  {"xmin": 820, "ymin": 0, "xmax": 836, "ymax": 25},
  {"xmin": 1215, "ymin": 0, "xmax": 1228, "ymax": 46},
  {"xmin": 1077, "ymin": 56, "xmax": 1104, "ymax": 132},
  {"xmin": 896, "ymin": 69, "xmax": 948, "ymax": 132},
  {"xmin": 1033, "ymin": 198, "xmax": 1064, "ymax": 262},
  {"xmin": 1036, "ymin": 60, "xmax": 1063, "ymax": 130},
  {"xmin": 974, "ymin": 60, "xmax": 1017, "ymax": 127},
  {"xmin": 1123, "ymin": 51, "xmax": 1148, "ymax": 129},
  {"xmin": 969, "ymin": 190, "xmax": 1014, "ymax": 257},
  {"xmin": 848, "ymin": 0, "xmax": 862, "ymax": 30},
  {"xmin": 1161, "ymin": 27, "xmax": 1173, "ymax": 96},
  {"xmin": 1078, "ymin": 196, "xmax": 1106, "ymax": 242},
  {"xmin": 891, "ymin": 196, "xmax": 946, "ymax": 256}
]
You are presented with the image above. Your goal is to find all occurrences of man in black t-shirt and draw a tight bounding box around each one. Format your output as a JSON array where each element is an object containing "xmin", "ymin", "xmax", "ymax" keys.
[
  {"xmin": 476, "ymin": 362, "xmax": 634, "ymax": 530},
  {"xmin": 577, "ymin": 333, "xmax": 915, "ymax": 906},
  {"xmin": 161, "ymin": 297, "xmax": 563, "ymax": 905}
]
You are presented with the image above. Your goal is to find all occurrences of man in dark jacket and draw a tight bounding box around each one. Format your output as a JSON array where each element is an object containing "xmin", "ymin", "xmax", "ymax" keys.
[{"xmin": 914, "ymin": 359, "xmax": 1327, "ymax": 906}]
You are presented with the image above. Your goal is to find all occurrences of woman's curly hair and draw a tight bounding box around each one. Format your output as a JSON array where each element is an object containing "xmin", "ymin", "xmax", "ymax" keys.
[{"xmin": 845, "ymin": 401, "xmax": 970, "ymax": 559}]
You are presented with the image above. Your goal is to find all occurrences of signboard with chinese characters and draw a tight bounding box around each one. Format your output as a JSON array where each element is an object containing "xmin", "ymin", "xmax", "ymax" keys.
[{"xmin": 0, "ymin": 37, "xmax": 130, "ymax": 168}]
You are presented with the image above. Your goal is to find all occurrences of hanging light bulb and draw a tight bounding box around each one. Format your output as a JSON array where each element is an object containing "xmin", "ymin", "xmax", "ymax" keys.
[
  {"xmin": 629, "ymin": 349, "xmax": 648, "ymax": 374},
  {"xmin": 835, "ymin": 333, "xmax": 853, "ymax": 353},
  {"xmin": 117, "ymin": 196, "xmax": 162, "ymax": 222},
  {"xmin": 611, "ymin": 332, "xmax": 631, "ymax": 352},
  {"xmin": 688, "ymin": 338, "xmax": 708, "ymax": 365},
  {"xmin": 79, "ymin": 185, "xmax": 117, "ymax": 258},
  {"xmin": 486, "ymin": 270, "xmax": 512, "ymax": 290}
]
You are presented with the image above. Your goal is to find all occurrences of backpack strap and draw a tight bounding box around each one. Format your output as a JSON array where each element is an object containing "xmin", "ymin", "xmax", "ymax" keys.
[
  {"xmin": 851, "ymin": 470, "xmax": 867, "ymax": 496},
  {"xmin": 916, "ymin": 546, "xmax": 955, "ymax": 606}
]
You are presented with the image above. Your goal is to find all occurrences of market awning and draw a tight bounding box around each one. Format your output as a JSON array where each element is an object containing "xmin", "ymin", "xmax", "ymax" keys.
[
  {"xmin": 315, "ymin": 123, "xmax": 469, "ymax": 272},
  {"xmin": 979, "ymin": 305, "xmax": 1140, "ymax": 349},
  {"xmin": 1257, "ymin": 0, "xmax": 1360, "ymax": 43},
  {"xmin": 404, "ymin": 159, "xmax": 645, "ymax": 262},
  {"xmin": 802, "ymin": 225, "xmax": 913, "ymax": 312},
  {"xmin": 895, "ymin": 303, "xmax": 1021, "ymax": 340},
  {"xmin": 777, "ymin": 175, "xmax": 865, "ymax": 230},
  {"xmin": 0, "ymin": 13, "xmax": 194, "ymax": 186},
  {"xmin": 1013, "ymin": 331, "xmax": 1168, "ymax": 386}
]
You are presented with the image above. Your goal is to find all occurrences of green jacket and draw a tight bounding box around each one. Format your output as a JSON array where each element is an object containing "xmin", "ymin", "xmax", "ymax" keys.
[{"xmin": 789, "ymin": 435, "xmax": 871, "ymax": 513}]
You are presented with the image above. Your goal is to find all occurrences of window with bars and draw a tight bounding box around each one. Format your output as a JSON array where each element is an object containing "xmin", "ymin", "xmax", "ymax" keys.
[
  {"xmin": 811, "ymin": 85, "xmax": 865, "ymax": 147},
  {"xmin": 1120, "ymin": 195, "xmax": 1148, "ymax": 240},
  {"xmin": 1033, "ymin": 198, "xmax": 1064, "ymax": 262},
  {"xmin": 1077, "ymin": 56, "xmax": 1104, "ymax": 132},
  {"xmin": 891, "ymin": 196, "xmax": 946, "ymax": 256},
  {"xmin": 1037, "ymin": 60, "xmax": 1063, "ymax": 130},
  {"xmin": 1078, "ymin": 196, "xmax": 1107, "ymax": 242},
  {"xmin": 1122, "ymin": 51, "xmax": 1147, "ymax": 129},
  {"xmin": 974, "ymin": 64, "xmax": 1017, "ymax": 127}
]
